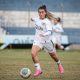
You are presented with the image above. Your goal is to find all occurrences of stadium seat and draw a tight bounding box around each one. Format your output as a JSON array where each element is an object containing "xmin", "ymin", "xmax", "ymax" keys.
[{"xmin": 0, "ymin": 0, "xmax": 80, "ymax": 12}]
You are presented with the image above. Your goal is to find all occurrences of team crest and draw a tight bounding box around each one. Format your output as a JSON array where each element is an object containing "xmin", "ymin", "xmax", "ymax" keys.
[{"xmin": 42, "ymin": 22, "xmax": 45, "ymax": 26}]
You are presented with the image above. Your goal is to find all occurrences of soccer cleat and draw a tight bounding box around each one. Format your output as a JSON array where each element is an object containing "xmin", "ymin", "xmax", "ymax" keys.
[
  {"xmin": 58, "ymin": 64, "xmax": 64, "ymax": 74},
  {"xmin": 33, "ymin": 69, "xmax": 42, "ymax": 77}
]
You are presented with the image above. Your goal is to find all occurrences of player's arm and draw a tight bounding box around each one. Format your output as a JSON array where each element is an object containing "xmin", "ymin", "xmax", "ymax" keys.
[
  {"xmin": 31, "ymin": 17, "xmax": 39, "ymax": 22},
  {"xmin": 53, "ymin": 29, "xmax": 63, "ymax": 33},
  {"xmin": 39, "ymin": 31, "xmax": 51, "ymax": 37},
  {"xmin": 31, "ymin": 18, "xmax": 34, "ymax": 21},
  {"xmin": 31, "ymin": 18, "xmax": 36, "ymax": 22},
  {"xmin": 53, "ymin": 25, "xmax": 64, "ymax": 33}
]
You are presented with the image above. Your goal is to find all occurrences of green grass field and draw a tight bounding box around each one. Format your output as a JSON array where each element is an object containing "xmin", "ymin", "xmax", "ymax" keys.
[{"xmin": 0, "ymin": 49, "xmax": 80, "ymax": 80}]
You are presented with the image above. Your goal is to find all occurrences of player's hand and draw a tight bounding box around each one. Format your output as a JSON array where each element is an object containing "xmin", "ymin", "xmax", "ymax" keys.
[
  {"xmin": 31, "ymin": 18, "xmax": 34, "ymax": 21},
  {"xmin": 39, "ymin": 34, "xmax": 44, "ymax": 37},
  {"xmin": 53, "ymin": 30, "xmax": 56, "ymax": 32}
]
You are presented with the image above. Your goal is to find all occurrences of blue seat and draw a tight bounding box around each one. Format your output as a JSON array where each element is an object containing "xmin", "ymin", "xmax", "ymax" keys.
[{"xmin": 0, "ymin": 0, "xmax": 80, "ymax": 12}]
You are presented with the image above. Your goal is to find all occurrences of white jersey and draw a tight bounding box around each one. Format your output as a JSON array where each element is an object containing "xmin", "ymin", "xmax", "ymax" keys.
[
  {"xmin": 52, "ymin": 23, "xmax": 64, "ymax": 37},
  {"xmin": 33, "ymin": 17, "xmax": 52, "ymax": 43}
]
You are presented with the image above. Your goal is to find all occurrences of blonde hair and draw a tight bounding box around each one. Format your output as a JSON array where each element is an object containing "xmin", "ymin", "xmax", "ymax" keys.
[{"xmin": 38, "ymin": 5, "xmax": 54, "ymax": 21}]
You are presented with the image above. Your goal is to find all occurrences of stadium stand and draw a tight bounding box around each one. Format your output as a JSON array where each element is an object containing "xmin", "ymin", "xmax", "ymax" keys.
[
  {"xmin": 0, "ymin": 28, "xmax": 6, "ymax": 35},
  {"xmin": 1, "ymin": 25, "xmax": 80, "ymax": 44},
  {"xmin": 0, "ymin": 0, "xmax": 80, "ymax": 49},
  {"xmin": 0, "ymin": 0, "xmax": 80, "ymax": 12}
]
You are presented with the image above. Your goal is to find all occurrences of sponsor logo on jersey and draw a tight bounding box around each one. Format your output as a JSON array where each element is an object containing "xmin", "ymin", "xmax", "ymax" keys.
[{"xmin": 35, "ymin": 24, "xmax": 43, "ymax": 31}]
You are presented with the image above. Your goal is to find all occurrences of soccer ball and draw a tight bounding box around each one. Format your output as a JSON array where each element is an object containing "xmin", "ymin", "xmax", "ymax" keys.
[{"xmin": 20, "ymin": 68, "xmax": 31, "ymax": 79}]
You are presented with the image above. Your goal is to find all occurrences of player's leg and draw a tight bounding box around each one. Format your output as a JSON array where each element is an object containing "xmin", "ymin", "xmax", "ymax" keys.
[
  {"xmin": 52, "ymin": 36, "xmax": 57, "ymax": 52},
  {"xmin": 57, "ymin": 45, "xmax": 61, "ymax": 49},
  {"xmin": 57, "ymin": 45, "xmax": 65, "ymax": 51},
  {"xmin": 49, "ymin": 52, "xmax": 64, "ymax": 73},
  {"xmin": 49, "ymin": 52, "xmax": 59, "ymax": 62},
  {"xmin": 31, "ymin": 45, "xmax": 40, "ymax": 63},
  {"xmin": 57, "ymin": 36, "xmax": 65, "ymax": 51},
  {"xmin": 44, "ymin": 40, "xmax": 64, "ymax": 74},
  {"xmin": 54, "ymin": 43, "xmax": 56, "ymax": 48},
  {"xmin": 31, "ymin": 45, "xmax": 42, "ymax": 76}
]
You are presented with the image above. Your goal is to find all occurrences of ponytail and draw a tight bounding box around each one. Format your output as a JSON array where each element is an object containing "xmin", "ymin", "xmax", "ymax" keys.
[
  {"xmin": 46, "ymin": 11, "xmax": 54, "ymax": 21},
  {"xmin": 38, "ymin": 5, "xmax": 54, "ymax": 21},
  {"xmin": 55, "ymin": 17, "xmax": 61, "ymax": 22}
]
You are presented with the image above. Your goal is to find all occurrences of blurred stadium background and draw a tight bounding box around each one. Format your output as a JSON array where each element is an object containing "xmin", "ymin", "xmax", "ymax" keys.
[{"xmin": 0, "ymin": 0, "xmax": 80, "ymax": 49}]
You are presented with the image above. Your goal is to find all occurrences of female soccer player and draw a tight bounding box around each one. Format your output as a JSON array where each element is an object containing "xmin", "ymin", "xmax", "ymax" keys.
[
  {"xmin": 31, "ymin": 5, "xmax": 64, "ymax": 77},
  {"xmin": 52, "ymin": 18, "xmax": 65, "ymax": 52}
]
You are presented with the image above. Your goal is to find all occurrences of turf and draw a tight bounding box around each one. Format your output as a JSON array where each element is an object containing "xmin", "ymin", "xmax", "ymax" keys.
[{"xmin": 0, "ymin": 49, "xmax": 80, "ymax": 80}]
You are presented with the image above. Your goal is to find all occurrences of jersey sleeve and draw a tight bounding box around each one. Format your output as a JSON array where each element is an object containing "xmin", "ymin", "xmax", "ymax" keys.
[
  {"xmin": 46, "ymin": 20, "xmax": 52, "ymax": 32},
  {"xmin": 55, "ymin": 24, "xmax": 64, "ymax": 33},
  {"xmin": 32, "ymin": 17, "xmax": 39, "ymax": 22},
  {"xmin": 43, "ymin": 31, "xmax": 51, "ymax": 36}
]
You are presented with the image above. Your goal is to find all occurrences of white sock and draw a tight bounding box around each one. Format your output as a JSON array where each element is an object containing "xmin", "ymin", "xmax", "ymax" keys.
[
  {"xmin": 34, "ymin": 63, "xmax": 41, "ymax": 70},
  {"xmin": 60, "ymin": 45, "xmax": 64, "ymax": 49},
  {"xmin": 56, "ymin": 60, "xmax": 61, "ymax": 66}
]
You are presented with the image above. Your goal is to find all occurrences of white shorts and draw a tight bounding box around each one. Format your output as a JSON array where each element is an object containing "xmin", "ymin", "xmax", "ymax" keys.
[
  {"xmin": 52, "ymin": 36, "xmax": 61, "ymax": 45},
  {"xmin": 33, "ymin": 40, "xmax": 54, "ymax": 53}
]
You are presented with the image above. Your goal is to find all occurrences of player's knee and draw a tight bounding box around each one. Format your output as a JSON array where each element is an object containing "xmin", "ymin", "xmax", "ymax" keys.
[
  {"xmin": 51, "ymin": 55, "xmax": 56, "ymax": 58},
  {"xmin": 50, "ymin": 53, "xmax": 56, "ymax": 58},
  {"xmin": 31, "ymin": 51, "xmax": 36, "ymax": 58}
]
